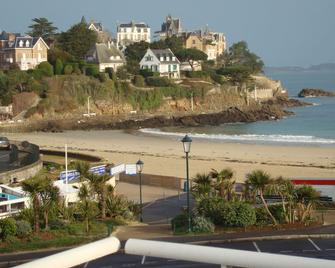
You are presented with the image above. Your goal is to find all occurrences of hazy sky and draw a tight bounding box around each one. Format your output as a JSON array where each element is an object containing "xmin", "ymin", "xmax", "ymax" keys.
[{"xmin": 1, "ymin": 0, "xmax": 334, "ymax": 67}]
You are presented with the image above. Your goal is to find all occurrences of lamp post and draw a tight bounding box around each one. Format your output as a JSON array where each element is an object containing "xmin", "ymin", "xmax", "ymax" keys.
[
  {"xmin": 181, "ymin": 135, "xmax": 192, "ymax": 232},
  {"xmin": 136, "ymin": 159, "xmax": 144, "ymax": 222}
]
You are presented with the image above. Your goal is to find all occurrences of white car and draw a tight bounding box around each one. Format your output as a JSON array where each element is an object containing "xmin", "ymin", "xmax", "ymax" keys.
[{"xmin": 0, "ymin": 137, "xmax": 10, "ymax": 150}]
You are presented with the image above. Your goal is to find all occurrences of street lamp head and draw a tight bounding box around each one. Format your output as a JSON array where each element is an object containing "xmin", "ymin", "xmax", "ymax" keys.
[
  {"xmin": 181, "ymin": 135, "xmax": 192, "ymax": 153},
  {"xmin": 136, "ymin": 159, "xmax": 144, "ymax": 173}
]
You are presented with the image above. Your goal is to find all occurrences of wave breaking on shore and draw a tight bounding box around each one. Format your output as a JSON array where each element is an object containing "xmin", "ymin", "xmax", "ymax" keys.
[{"xmin": 140, "ymin": 128, "xmax": 335, "ymax": 145}]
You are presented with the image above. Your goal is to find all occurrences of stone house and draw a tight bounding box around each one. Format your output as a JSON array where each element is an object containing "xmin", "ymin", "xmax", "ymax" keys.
[
  {"xmin": 85, "ymin": 42, "xmax": 125, "ymax": 72},
  {"xmin": 155, "ymin": 15, "xmax": 183, "ymax": 39},
  {"xmin": 140, "ymin": 48, "xmax": 180, "ymax": 78},
  {"xmin": 0, "ymin": 32, "xmax": 49, "ymax": 70},
  {"xmin": 183, "ymin": 30, "xmax": 226, "ymax": 61}
]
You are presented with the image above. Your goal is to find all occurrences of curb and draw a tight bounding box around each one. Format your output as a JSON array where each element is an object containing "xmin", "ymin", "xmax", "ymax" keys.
[{"xmin": 189, "ymin": 233, "xmax": 335, "ymax": 245}]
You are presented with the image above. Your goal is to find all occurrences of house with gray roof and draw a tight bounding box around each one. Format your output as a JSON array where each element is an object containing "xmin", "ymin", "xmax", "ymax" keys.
[
  {"xmin": 85, "ymin": 42, "xmax": 125, "ymax": 72},
  {"xmin": 155, "ymin": 15, "xmax": 182, "ymax": 40},
  {"xmin": 140, "ymin": 48, "xmax": 180, "ymax": 78},
  {"xmin": 0, "ymin": 34, "xmax": 49, "ymax": 70}
]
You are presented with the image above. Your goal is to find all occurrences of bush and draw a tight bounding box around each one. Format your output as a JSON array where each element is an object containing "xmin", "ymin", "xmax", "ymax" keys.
[
  {"xmin": 139, "ymin": 69, "xmax": 158, "ymax": 78},
  {"xmin": 171, "ymin": 213, "xmax": 190, "ymax": 233},
  {"xmin": 185, "ymin": 71, "xmax": 209, "ymax": 78},
  {"xmin": 192, "ymin": 216, "xmax": 215, "ymax": 233},
  {"xmin": 210, "ymin": 73, "xmax": 226, "ymax": 85},
  {"xmin": 63, "ymin": 65, "xmax": 73, "ymax": 75},
  {"xmin": 146, "ymin": 77, "xmax": 173, "ymax": 87},
  {"xmin": 15, "ymin": 220, "xmax": 32, "ymax": 238},
  {"xmin": 116, "ymin": 67, "xmax": 128, "ymax": 80},
  {"xmin": 0, "ymin": 218, "xmax": 17, "ymax": 241},
  {"xmin": 85, "ymin": 65, "xmax": 99, "ymax": 77},
  {"xmin": 198, "ymin": 198, "xmax": 256, "ymax": 227},
  {"xmin": 49, "ymin": 219, "xmax": 66, "ymax": 230},
  {"xmin": 37, "ymin": 62, "xmax": 54, "ymax": 77},
  {"xmin": 54, "ymin": 58, "xmax": 63, "ymax": 75},
  {"xmin": 133, "ymin": 75, "xmax": 145, "ymax": 87},
  {"xmin": 97, "ymin": 73, "xmax": 108, "ymax": 82}
]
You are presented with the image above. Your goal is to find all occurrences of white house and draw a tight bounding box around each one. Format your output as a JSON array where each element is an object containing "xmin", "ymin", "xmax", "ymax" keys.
[
  {"xmin": 85, "ymin": 42, "xmax": 125, "ymax": 72},
  {"xmin": 117, "ymin": 22, "xmax": 150, "ymax": 48},
  {"xmin": 140, "ymin": 49, "xmax": 180, "ymax": 79}
]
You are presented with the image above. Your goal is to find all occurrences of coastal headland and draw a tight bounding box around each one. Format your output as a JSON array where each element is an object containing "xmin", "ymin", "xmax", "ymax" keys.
[{"xmin": 5, "ymin": 130, "xmax": 335, "ymax": 182}]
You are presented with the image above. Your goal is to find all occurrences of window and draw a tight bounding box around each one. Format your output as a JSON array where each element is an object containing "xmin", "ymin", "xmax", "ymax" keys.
[
  {"xmin": 166, "ymin": 56, "xmax": 170, "ymax": 61},
  {"xmin": 145, "ymin": 55, "xmax": 152, "ymax": 61},
  {"xmin": 173, "ymin": 65, "xmax": 177, "ymax": 71},
  {"xmin": 192, "ymin": 40, "xmax": 196, "ymax": 45},
  {"xmin": 25, "ymin": 40, "xmax": 30, "ymax": 47},
  {"xmin": 19, "ymin": 40, "xmax": 23, "ymax": 47}
]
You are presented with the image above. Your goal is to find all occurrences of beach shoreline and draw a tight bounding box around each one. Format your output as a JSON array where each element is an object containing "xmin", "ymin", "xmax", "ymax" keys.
[{"xmin": 4, "ymin": 129, "xmax": 335, "ymax": 182}]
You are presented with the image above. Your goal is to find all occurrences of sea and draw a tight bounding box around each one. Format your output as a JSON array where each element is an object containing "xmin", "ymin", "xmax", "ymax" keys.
[{"xmin": 141, "ymin": 69, "xmax": 335, "ymax": 147}]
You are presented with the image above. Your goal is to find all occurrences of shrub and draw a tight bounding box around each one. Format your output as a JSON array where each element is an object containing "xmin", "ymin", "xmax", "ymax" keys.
[
  {"xmin": 146, "ymin": 77, "xmax": 173, "ymax": 87},
  {"xmin": 210, "ymin": 73, "xmax": 226, "ymax": 84},
  {"xmin": 106, "ymin": 195, "xmax": 134, "ymax": 220},
  {"xmin": 64, "ymin": 65, "xmax": 73, "ymax": 75},
  {"xmin": 185, "ymin": 71, "xmax": 209, "ymax": 78},
  {"xmin": 97, "ymin": 73, "xmax": 108, "ymax": 82},
  {"xmin": 37, "ymin": 62, "xmax": 54, "ymax": 77},
  {"xmin": 49, "ymin": 219, "xmax": 66, "ymax": 230},
  {"xmin": 54, "ymin": 58, "xmax": 63, "ymax": 75},
  {"xmin": 171, "ymin": 213, "xmax": 189, "ymax": 233},
  {"xmin": 198, "ymin": 198, "xmax": 256, "ymax": 227},
  {"xmin": 133, "ymin": 75, "xmax": 145, "ymax": 87},
  {"xmin": 116, "ymin": 66, "xmax": 128, "ymax": 80},
  {"xmin": 0, "ymin": 218, "xmax": 17, "ymax": 241},
  {"xmin": 15, "ymin": 220, "xmax": 32, "ymax": 238},
  {"xmin": 139, "ymin": 69, "xmax": 158, "ymax": 78},
  {"xmin": 85, "ymin": 65, "xmax": 99, "ymax": 77},
  {"xmin": 192, "ymin": 216, "xmax": 215, "ymax": 233}
]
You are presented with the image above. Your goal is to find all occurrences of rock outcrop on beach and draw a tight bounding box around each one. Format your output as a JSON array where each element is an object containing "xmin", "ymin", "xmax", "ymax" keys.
[
  {"xmin": 298, "ymin": 88, "xmax": 335, "ymax": 97},
  {"xmin": 263, "ymin": 96, "xmax": 312, "ymax": 108},
  {"xmin": 29, "ymin": 104, "xmax": 293, "ymax": 132}
]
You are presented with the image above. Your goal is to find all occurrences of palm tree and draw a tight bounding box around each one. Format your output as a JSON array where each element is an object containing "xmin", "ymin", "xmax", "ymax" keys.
[
  {"xmin": 210, "ymin": 168, "xmax": 235, "ymax": 201},
  {"xmin": 192, "ymin": 173, "xmax": 213, "ymax": 201},
  {"xmin": 294, "ymin": 185, "xmax": 320, "ymax": 223},
  {"xmin": 40, "ymin": 177, "xmax": 60, "ymax": 230},
  {"xmin": 73, "ymin": 161, "xmax": 90, "ymax": 181},
  {"xmin": 267, "ymin": 177, "xmax": 296, "ymax": 224},
  {"xmin": 78, "ymin": 184, "xmax": 98, "ymax": 233},
  {"xmin": 87, "ymin": 173, "xmax": 111, "ymax": 219},
  {"xmin": 246, "ymin": 170, "xmax": 278, "ymax": 225},
  {"xmin": 21, "ymin": 176, "xmax": 44, "ymax": 232}
]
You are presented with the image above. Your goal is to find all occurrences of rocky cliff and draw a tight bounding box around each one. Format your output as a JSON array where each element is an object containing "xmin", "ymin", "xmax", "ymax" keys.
[{"xmin": 298, "ymin": 88, "xmax": 335, "ymax": 97}]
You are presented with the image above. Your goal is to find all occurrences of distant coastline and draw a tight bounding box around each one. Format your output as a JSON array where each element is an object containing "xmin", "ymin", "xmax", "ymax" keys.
[{"xmin": 265, "ymin": 63, "xmax": 335, "ymax": 73}]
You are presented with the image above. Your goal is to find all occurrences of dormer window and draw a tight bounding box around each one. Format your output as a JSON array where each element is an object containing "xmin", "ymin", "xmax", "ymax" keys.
[
  {"xmin": 116, "ymin": 56, "xmax": 120, "ymax": 60},
  {"xmin": 172, "ymin": 57, "xmax": 176, "ymax": 61},
  {"xmin": 160, "ymin": 56, "xmax": 164, "ymax": 61},
  {"xmin": 19, "ymin": 40, "xmax": 23, "ymax": 47},
  {"xmin": 25, "ymin": 40, "xmax": 30, "ymax": 47},
  {"xmin": 110, "ymin": 56, "xmax": 115, "ymax": 60},
  {"xmin": 166, "ymin": 56, "xmax": 170, "ymax": 61}
]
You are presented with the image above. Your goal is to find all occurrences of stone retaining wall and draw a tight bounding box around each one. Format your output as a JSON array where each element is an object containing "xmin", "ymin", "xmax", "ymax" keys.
[{"xmin": 0, "ymin": 159, "xmax": 43, "ymax": 183}]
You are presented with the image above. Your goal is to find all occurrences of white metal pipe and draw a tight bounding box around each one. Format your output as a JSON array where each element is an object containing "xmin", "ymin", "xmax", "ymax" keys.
[
  {"xmin": 14, "ymin": 236, "xmax": 121, "ymax": 268},
  {"xmin": 125, "ymin": 239, "xmax": 335, "ymax": 268}
]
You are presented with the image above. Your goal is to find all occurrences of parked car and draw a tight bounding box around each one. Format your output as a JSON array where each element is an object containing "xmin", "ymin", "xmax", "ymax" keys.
[{"xmin": 0, "ymin": 137, "xmax": 10, "ymax": 150}]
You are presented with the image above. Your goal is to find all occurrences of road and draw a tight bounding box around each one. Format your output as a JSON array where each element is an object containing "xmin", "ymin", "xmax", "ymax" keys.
[{"xmin": 1, "ymin": 238, "xmax": 335, "ymax": 268}]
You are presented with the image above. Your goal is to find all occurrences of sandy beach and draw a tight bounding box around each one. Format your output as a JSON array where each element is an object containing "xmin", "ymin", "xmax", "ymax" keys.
[{"xmin": 4, "ymin": 129, "xmax": 335, "ymax": 182}]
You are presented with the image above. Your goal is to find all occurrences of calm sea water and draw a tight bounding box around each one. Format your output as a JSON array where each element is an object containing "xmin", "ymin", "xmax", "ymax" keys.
[{"xmin": 142, "ymin": 69, "xmax": 335, "ymax": 146}]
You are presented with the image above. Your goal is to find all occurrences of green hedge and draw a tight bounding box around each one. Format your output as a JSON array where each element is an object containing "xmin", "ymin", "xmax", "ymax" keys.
[{"xmin": 146, "ymin": 77, "xmax": 173, "ymax": 87}]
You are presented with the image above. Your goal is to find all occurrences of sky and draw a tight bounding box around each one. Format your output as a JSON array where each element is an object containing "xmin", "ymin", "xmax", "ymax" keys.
[{"xmin": 1, "ymin": 0, "xmax": 335, "ymax": 67}]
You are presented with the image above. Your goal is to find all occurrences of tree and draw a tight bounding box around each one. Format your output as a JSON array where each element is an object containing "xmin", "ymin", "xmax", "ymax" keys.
[
  {"xmin": 224, "ymin": 41, "xmax": 264, "ymax": 74},
  {"xmin": 57, "ymin": 23, "xmax": 97, "ymax": 59},
  {"xmin": 192, "ymin": 173, "xmax": 213, "ymax": 201},
  {"xmin": 77, "ymin": 184, "xmax": 98, "ymax": 233},
  {"xmin": 175, "ymin": 48, "xmax": 208, "ymax": 70},
  {"xmin": 294, "ymin": 185, "xmax": 320, "ymax": 223},
  {"xmin": 54, "ymin": 58, "xmax": 63, "ymax": 75},
  {"xmin": 217, "ymin": 65, "xmax": 253, "ymax": 85},
  {"xmin": 39, "ymin": 177, "xmax": 60, "ymax": 230},
  {"xmin": 246, "ymin": 170, "xmax": 277, "ymax": 225},
  {"xmin": 210, "ymin": 168, "xmax": 235, "ymax": 201},
  {"xmin": 21, "ymin": 176, "xmax": 45, "ymax": 232},
  {"xmin": 125, "ymin": 41, "xmax": 150, "ymax": 62},
  {"xmin": 27, "ymin": 17, "xmax": 58, "ymax": 41},
  {"xmin": 37, "ymin": 62, "xmax": 54, "ymax": 77},
  {"xmin": 87, "ymin": 174, "xmax": 111, "ymax": 219}
]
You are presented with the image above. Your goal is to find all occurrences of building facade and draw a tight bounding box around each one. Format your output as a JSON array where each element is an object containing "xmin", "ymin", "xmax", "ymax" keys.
[
  {"xmin": 184, "ymin": 30, "xmax": 226, "ymax": 61},
  {"xmin": 85, "ymin": 42, "xmax": 125, "ymax": 72},
  {"xmin": 140, "ymin": 48, "xmax": 180, "ymax": 78},
  {"xmin": 0, "ymin": 32, "xmax": 49, "ymax": 70},
  {"xmin": 156, "ymin": 15, "xmax": 182, "ymax": 39},
  {"xmin": 117, "ymin": 22, "xmax": 150, "ymax": 48}
]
